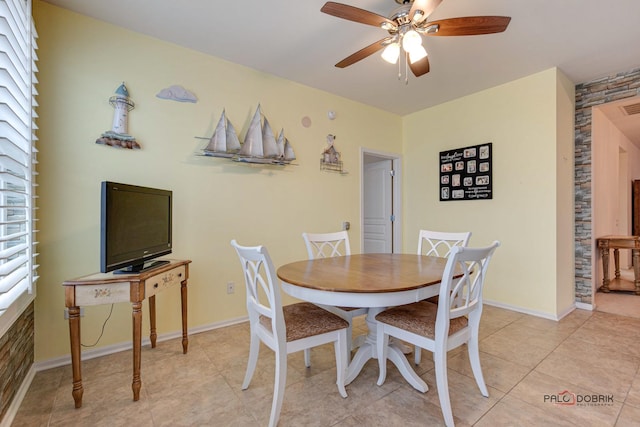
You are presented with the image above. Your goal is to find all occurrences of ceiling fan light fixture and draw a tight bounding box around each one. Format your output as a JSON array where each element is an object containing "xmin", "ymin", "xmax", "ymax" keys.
[
  {"xmin": 402, "ymin": 29, "xmax": 422, "ymax": 52},
  {"xmin": 409, "ymin": 45, "xmax": 427, "ymax": 64},
  {"xmin": 381, "ymin": 42, "xmax": 400, "ymax": 64},
  {"xmin": 381, "ymin": 21, "xmax": 396, "ymax": 31},
  {"xmin": 320, "ymin": 1, "xmax": 512, "ymax": 82}
]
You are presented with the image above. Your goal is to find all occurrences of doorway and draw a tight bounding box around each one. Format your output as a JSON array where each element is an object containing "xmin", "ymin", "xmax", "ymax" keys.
[
  {"xmin": 361, "ymin": 149, "xmax": 402, "ymax": 253},
  {"xmin": 591, "ymin": 98, "xmax": 640, "ymax": 318}
]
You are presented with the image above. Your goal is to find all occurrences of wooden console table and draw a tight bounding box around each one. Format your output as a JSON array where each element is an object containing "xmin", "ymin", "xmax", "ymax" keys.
[
  {"xmin": 63, "ymin": 259, "xmax": 191, "ymax": 408},
  {"xmin": 596, "ymin": 236, "xmax": 640, "ymax": 294}
]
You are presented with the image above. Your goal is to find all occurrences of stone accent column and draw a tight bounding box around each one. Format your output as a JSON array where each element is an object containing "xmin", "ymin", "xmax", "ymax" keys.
[{"xmin": 0, "ymin": 304, "xmax": 34, "ymax": 421}]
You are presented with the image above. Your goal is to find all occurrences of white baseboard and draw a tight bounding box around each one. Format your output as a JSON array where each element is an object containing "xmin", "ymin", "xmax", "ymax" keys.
[
  {"xmin": 34, "ymin": 300, "xmax": 594, "ymax": 372},
  {"xmin": 35, "ymin": 314, "xmax": 249, "ymax": 372},
  {"xmin": 575, "ymin": 301, "xmax": 594, "ymax": 311},
  {"xmin": 555, "ymin": 303, "xmax": 577, "ymax": 320},
  {"xmin": 1, "ymin": 365, "xmax": 36, "ymax": 427},
  {"xmin": 11, "ymin": 298, "xmax": 597, "ymax": 424},
  {"xmin": 3, "ymin": 315, "xmax": 248, "ymax": 425},
  {"xmin": 483, "ymin": 299, "xmax": 578, "ymax": 321}
]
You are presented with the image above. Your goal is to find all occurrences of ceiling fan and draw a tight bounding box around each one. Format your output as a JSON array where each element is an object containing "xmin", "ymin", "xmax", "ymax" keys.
[{"xmin": 321, "ymin": 0, "xmax": 511, "ymax": 78}]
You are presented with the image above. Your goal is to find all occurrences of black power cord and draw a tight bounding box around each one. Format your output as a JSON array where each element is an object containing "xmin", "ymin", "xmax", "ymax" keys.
[{"xmin": 80, "ymin": 304, "xmax": 114, "ymax": 348}]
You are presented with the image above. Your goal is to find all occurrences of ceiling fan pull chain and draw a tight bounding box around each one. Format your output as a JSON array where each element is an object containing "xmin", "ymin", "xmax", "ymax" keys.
[{"xmin": 404, "ymin": 51, "xmax": 409, "ymax": 85}]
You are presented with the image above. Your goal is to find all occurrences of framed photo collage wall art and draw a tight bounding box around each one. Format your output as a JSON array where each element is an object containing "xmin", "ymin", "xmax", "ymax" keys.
[{"xmin": 439, "ymin": 142, "xmax": 492, "ymax": 201}]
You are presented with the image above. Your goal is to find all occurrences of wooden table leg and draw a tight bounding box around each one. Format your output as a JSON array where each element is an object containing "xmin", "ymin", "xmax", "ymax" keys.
[
  {"xmin": 633, "ymin": 249, "xmax": 640, "ymax": 295},
  {"xmin": 614, "ymin": 248, "xmax": 621, "ymax": 279},
  {"xmin": 601, "ymin": 245, "xmax": 611, "ymax": 292},
  {"xmin": 181, "ymin": 279, "xmax": 188, "ymax": 354},
  {"xmin": 68, "ymin": 305, "xmax": 83, "ymax": 408},
  {"xmin": 149, "ymin": 295, "xmax": 157, "ymax": 348},
  {"xmin": 132, "ymin": 301, "xmax": 142, "ymax": 401}
]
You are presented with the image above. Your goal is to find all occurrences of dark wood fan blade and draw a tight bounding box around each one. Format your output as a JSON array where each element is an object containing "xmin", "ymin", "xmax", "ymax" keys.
[
  {"xmin": 409, "ymin": 55, "xmax": 430, "ymax": 77},
  {"xmin": 409, "ymin": 0, "xmax": 443, "ymax": 23},
  {"xmin": 335, "ymin": 38, "xmax": 389, "ymax": 68},
  {"xmin": 425, "ymin": 16, "xmax": 511, "ymax": 36},
  {"xmin": 321, "ymin": 2, "xmax": 395, "ymax": 28}
]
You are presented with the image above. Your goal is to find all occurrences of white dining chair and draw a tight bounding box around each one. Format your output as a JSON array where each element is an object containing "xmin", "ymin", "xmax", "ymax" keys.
[
  {"xmin": 231, "ymin": 240, "xmax": 349, "ymax": 427},
  {"xmin": 418, "ymin": 229, "xmax": 472, "ymax": 258},
  {"xmin": 414, "ymin": 229, "xmax": 472, "ymax": 364},
  {"xmin": 302, "ymin": 231, "xmax": 368, "ymax": 351},
  {"xmin": 375, "ymin": 241, "xmax": 500, "ymax": 427}
]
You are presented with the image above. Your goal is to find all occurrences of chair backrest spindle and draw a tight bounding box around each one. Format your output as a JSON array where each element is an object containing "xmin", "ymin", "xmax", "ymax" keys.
[
  {"xmin": 231, "ymin": 240, "xmax": 286, "ymax": 345},
  {"xmin": 436, "ymin": 242, "xmax": 500, "ymax": 334},
  {"xmin": 303, "ymin": 231, "xmax": 351, "ymax": 259},
  {"xmin": 417, "ymin": 229, "xmax": 472, "ymax": 258}
]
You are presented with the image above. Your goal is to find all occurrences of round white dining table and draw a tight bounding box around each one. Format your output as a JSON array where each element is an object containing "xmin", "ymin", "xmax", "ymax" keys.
[{"xmin": 277, "ymin": 253, "xmax": 450, "ymax": 391}]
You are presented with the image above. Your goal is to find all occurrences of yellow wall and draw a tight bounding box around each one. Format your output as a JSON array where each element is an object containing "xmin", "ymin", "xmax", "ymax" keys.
[
  {"xmin": 402, "ymin": 68, "xmax": 575, "ymax": 317},
  {"xmin": 555, "ymin": 71, "xmax": 577, "ymax": 315},
  {"xmin": 33, "ymin": 2, "xmax": 576, "ymax": 363},
  {"xmin": 33, "ymin": 2, "xmax": 402, "ymax": 361}
]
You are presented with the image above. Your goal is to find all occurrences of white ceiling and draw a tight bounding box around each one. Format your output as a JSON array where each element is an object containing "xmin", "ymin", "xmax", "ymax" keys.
[{"xmin": 42, "ymin": 0, "xmax": 640, "ymax": 140}]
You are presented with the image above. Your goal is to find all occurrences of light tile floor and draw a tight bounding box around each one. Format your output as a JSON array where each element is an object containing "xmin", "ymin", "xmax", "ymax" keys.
[
  {"xmin": 13, "ymin": 305, "xmax": 640, "ymax": 426},
  {"xmin": 596, "ymin": 291, "xmax": 640, "ymax": 320}
]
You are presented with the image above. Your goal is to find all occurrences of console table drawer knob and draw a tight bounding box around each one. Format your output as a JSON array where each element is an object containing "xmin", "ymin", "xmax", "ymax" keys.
[{"xmin": 145, "ymin": 265, "xmax": 186, "ymax": 298}]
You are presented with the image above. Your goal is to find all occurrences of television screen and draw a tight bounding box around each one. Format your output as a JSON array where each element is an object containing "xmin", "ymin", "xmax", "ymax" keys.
[{"xmin": 100, "ymin": 181, "xmax": 172, "ymax": 274}]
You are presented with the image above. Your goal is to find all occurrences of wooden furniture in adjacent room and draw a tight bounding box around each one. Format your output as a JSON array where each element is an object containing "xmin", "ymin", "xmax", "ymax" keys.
[
  {"xmin": 63, "ymin": 259, "xmax": 191, "ymax": 408},
  {"xmin": 597, "ymin": 236, "xmax": 640, "ymax": 294},
  {"xmin": 632, "ymin": 180, "xmax": 640, "ymax": 236}
]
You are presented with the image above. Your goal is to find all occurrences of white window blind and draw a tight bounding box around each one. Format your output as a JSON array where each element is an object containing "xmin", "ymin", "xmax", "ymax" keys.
[{"xmin": 0, "ymin": 0, "xmax": 38, "ymax": 317}]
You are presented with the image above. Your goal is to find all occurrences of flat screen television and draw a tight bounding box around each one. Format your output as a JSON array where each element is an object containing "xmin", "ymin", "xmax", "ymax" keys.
[{"xmin": 100, "ymin": 181, "xmax": 172, "ymax": 274}]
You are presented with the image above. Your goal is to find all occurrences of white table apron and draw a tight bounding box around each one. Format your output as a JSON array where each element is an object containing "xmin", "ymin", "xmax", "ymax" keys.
[{"xmin": 280, "ymin": 280, "xmax": 440, "ymax": 392}]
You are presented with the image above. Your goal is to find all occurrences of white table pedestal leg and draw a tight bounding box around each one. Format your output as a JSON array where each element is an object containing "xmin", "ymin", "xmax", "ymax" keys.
[{"xmin": 345, "ymin": 307, "xmax": 428, "ymax": 393}]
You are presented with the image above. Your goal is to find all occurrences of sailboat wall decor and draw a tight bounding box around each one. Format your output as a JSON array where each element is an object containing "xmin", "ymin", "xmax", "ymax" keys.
[
  {"xmin": 276, "ymin": 130, "xmax": 295, "ymax": 162},
  {"xmin": 196, "ymin": 104, "xmax": 296, "ymax": 166},
  {"xmin": 235, "ymin": 104, "xmax": 296, "ymax": 165},
  {"xmin": 197, "ymin": 109, "xmax": 241, "ymax": 158}
]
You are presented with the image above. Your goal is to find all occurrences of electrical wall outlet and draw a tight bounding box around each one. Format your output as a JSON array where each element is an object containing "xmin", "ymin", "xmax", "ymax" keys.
[
  {"xmin": 342, "ymin": 221, "xmax": 350, "ymax": 231},
  {"xmin": 64, "ymin": 307, "xmax": 84, "ymax": 319},
  {"xmin": 226, "ymin": 282, "xmax": 235, "ymax": 294}
]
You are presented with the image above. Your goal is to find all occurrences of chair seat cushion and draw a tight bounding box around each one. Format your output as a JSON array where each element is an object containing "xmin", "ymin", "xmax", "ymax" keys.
[
  {"xmin": 375, "ymin": 301, "xmax": 467, "ymax": 339},
  {"xmin": 260, "ymin": 302, "xmax": 349, "ymax": 342}
]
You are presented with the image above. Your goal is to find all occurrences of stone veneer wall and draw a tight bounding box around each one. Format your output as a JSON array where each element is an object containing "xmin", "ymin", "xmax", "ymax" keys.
[
  {"xmin": 575, "ymin": 68, "xmax": 640, "ymax": 304},
  {"xmin": 0, "ymin": 303, "xmax": 34, "ymax": 421}
]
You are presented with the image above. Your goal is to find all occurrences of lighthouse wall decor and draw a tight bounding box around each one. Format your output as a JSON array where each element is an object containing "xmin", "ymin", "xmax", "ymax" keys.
[{"xmin": 96, "ymin": 82, "xmax": 141, "ymax": 149}]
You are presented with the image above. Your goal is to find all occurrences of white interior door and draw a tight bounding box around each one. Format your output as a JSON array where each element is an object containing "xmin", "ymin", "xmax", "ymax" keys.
[{"xmin": 363, "ymin": 158, "xmax": 393, "ymax": 253}]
